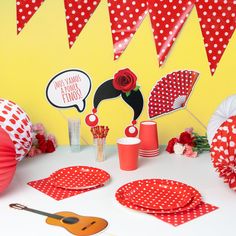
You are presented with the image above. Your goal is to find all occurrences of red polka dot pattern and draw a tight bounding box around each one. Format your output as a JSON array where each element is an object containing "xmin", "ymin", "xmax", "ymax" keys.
[
  {"xmin": 0, "ymin": 99, "xmax": 32, "ymax": 161},
  {"xmin": 148, "ymin": 70, "xmax": 199, "ymax": 118},
  {"xmin": 211, "ymin": 115, "xmax": 236, "ymax": 191},
  {"xmin": 116, "ymin": 179, "xmax": 202, "ymax": 214},
  {"xmin": 28, "ymin": 178, "xmax": 103, "ymax": 201},
  {"xmin": 16, "ymin": 0, "xmax": 45, "ymax": 34},
  {"xmin": 116, "ymin": 179, "xmax": 218, "ymax": 226},
  {"xmin": 108, "ymin": 0, "xmax": 148, "ymax": 60},
  {"xmin": 64, "ymin": 0, "xmax": 101, "ymax": 48},
  {"xmin": 127, "ymin": 180, "xmax": 193, "ymax": 210},
  {"xmin": 148, "ymin": 0, "xmax": 195, "ymax": 66},
  {"xmin": 196, "ymin": 0, "xmax": 236, "ymax": 75},
  {"xmin": 48, "ymin": 166, "xmax": 110, "ymax": 189}
]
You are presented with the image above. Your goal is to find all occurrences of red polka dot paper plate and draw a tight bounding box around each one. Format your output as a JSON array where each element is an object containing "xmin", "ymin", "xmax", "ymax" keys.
[
  {"xmin": 210, "ymin": 116, "xmax": 236, "ymax": 191},
  {"xmin": 48, "ymin": 166, "xmax": 110, "ymax": 190},
  {"xmin": 115, "ymin": 179, "xmax": 202, "ymax": 214},
  {"xmin": 127, "ymin": 179, "xmax": 193, "ymax": 210}
]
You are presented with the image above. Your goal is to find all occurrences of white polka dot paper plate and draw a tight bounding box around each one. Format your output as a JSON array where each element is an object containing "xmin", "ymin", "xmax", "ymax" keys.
[
  {"xmin": 115, "ymin": 179, "xmax": 202, "ymax": 214},
  {"xmin": 48, "ymin": 166, "xmax": 110, "ymax": 190}
]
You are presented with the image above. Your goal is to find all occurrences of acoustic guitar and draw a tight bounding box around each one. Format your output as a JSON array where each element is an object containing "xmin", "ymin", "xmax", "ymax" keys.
[{"xmin": 10, "ymin": 203, "xmax": 108, "ymax": 236}]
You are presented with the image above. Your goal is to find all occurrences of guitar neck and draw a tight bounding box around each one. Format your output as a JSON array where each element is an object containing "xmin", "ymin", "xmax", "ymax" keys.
[{"xmin": 24, "ymin": 207, "xmax": 63, "ymax": 220}]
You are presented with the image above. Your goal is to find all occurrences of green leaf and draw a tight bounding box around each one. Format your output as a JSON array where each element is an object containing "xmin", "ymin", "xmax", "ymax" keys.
[
  {"xmin": 125, "ymin": 91, "xmax": 131, "ymax": 97},
  {"xmin": 133, "ymin": 85, "xmax": 140, "ymax": 91}
]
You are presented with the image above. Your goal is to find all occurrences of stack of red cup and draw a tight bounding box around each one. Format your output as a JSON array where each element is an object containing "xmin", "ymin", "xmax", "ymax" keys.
[{"xmin": 139, "ymin": 121, "xmax": 159, "ymax": 158}]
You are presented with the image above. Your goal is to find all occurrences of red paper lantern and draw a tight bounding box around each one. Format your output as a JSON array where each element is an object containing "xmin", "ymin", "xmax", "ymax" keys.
[
  {"xmin": 0, "ymin": 127, "xmax": 17, "ymax": 193},
  {"xmin": 0, "ymin": 99, "xmax": 32, "ymax": 161}
]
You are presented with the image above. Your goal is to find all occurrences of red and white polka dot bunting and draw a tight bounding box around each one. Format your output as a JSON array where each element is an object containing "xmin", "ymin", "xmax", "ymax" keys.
[
  {"xmin": 0, "ymin": 99, "xmax": 33, "ymax": 161},
  {"xmin": 196, "ymin": 0, "xmax": 236, "ymax": 75},
  {"xmin": 64, "ymin": 0, "xmax": 101, "ymax": 48},
  {"xmin": 148, "ymin": 0, "xmax": 195, "ymax": 66},
  {"xmin": 48, "ymin": 166, "xmax": 110, "ymax": 190},
  {"xmin": 108, "ymin": 0, "xmax": 148, "ymax": 60},
  {"xmin": 148, "ymin": 70, "xmax": 199, "ymax": 118},
  {"xmin": 16, "ymin": 0, "xmax": 45, "ymax": 34},
  {"xmin": 211, "ymin": 115, "xmax": 236, "ymax": 191}
]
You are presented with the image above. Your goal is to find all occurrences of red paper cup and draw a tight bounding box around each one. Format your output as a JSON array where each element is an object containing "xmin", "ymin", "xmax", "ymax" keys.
[
  {"xmin": 139, "ymin": 121, "xmax": 159, "ymax": 156},
  {"xmin": 117, "ymin": 137, "xmax": 141, "ymax": 171}
]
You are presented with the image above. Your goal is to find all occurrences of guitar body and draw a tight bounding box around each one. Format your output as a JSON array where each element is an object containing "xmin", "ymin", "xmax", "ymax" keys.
[{"xmin": 46, "ymin": 211, "xmax": 108, "ymax": 236}]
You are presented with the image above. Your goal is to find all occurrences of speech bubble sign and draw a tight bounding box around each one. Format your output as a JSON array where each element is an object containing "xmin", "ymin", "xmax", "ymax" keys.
[{"xmin": 46, "ymin": 69, "xmax": 91, "ymax": 112}]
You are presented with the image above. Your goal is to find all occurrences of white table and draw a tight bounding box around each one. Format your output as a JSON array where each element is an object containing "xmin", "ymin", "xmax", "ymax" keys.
[{"xmin": 0, "ymin": 146, "xmax": 235, "ymax": 236}]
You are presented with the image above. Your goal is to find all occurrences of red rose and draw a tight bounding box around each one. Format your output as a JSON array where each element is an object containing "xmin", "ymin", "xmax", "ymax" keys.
[
  {"xmin": 46, "ymin": 140, "xmax": 55, "ymax": 153},
  {"xmin": 179, "ymin": 131, "xmax": 195, "ymax": 146},
  {"xmin": 112, "ymin": 68, "xmax": 137, "ymax": 93},
  {"xmin": 166, "ymin": 138, "xmax": 179, "ymax": 153}
]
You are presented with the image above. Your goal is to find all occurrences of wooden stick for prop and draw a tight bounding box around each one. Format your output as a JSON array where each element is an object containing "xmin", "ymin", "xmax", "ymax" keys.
[{"xmin": 185, "ymin": 108, "xmax": 207, "ymax": 130}]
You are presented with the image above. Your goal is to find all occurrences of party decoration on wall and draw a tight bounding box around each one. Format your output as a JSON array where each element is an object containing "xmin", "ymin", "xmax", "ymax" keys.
[
  {"xmin": 195, "ymin": 0, "xmax": 236, "ymax": 75},
  {"xmin": 0, "ymin": 98, "xmax": 33, "ymax": 161},
  {"xmin": 46, "ymin": 69, "xmax": 91, "ymax": 112},
  {"xmin": 108, "ymin": 0, "xmax": 148, "ymax": 60},
  {"xmin": 64, "ymin": 0, "xmax": 101, "ymax": 48},
  {"xmin": 207, "ymin": 94, "xmax": 236, "ymax": 145},
  {"xmin": 148, "ymin": 70, "xmax": 199, "ymax": 118},
  {"xmin": 148, "ymin": 0, "xmax": 195, "ymax": 66},
  {"xmin": 16, "ymin": 0, "xmax": 45, "ymax": 33},
  {"xmin": 0, "ymin": 127, "xmax": 17, "ymax": 193},
  {"xmin": 16, "ymin": 0, "xmax": 235, "ymax": 74},
  {"xmin": 85, "ymin": 68, "xmax": 143, "ymax": 137},
  {"xmin": 210, "ymin": 116, "xmax": 236, "ymax": 191}
]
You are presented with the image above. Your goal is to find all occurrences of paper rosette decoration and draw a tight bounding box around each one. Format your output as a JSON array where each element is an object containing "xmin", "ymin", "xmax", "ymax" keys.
[
  {"xmin": 210, "ymin": 116, "xmax": 236, "ymax": 191},
  {"xmin": 148, "ymin": 70, "xmax": 199, "ymax": 118},
  {"xmin": 207, "ymin": 94, "xmax": 236, "ymax": 145},
  {"xmin": 0, "ymin": 98, "xmax": 33, "ymax": 161},
  {"xmin": 0, "ymin": 127, "xmax": 17, "ymax": 193}
]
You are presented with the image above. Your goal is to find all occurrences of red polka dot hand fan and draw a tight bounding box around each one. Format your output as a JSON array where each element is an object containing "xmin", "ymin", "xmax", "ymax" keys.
[
  {"xmin": 148, "ymin": 70, "xmax": 199, "ymax": 119},
  {"xmin": 211, "ymin": 116, "xmax": 236, "ymax": 191},
  {"xmin": 0, "ymin": 99, "xmax": 33, "ymax": 161},
  {"xmin": 0, "ymin": 127, "xmax": 17, "ymax": 193},
  {"xmin": 48, "ymin": 166, "xmax": 110, "ymax": 190}
]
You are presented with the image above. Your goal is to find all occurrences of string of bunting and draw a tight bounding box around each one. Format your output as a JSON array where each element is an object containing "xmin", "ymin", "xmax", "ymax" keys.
[{"xmin": 16, "ymin": 0, "xmax": 236, "ymax": 75}]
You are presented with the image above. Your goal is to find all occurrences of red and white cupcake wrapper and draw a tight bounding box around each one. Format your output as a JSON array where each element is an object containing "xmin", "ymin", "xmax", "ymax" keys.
[{"xmin": 27, "ymin": 178, "xmax": 103, "ymax": 201}]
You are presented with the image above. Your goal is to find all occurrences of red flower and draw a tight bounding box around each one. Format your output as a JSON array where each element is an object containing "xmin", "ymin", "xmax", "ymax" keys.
[
  {"xmin": 46, "ymin": 140, "xmax": 55, "ymax": 153},
  {"xmin": 166, "ymin": 138, "xmax": 179, "ymax": 153},
  {"xmin": 112, "ymin": 68, "xmax": 137, "ymax": 93},
  {"xmin": 179, "ymin": 131, "xmax": 195, "ymax": 146}
]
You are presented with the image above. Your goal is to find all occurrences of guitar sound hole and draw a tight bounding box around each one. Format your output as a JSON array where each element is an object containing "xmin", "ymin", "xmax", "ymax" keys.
[{"xmin": 62, "ymin": 217, "xmax": 79, "ymax": 224}]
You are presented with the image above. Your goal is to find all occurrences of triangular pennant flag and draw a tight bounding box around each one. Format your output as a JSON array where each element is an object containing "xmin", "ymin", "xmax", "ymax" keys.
[
  {"xmin": 196, "ymin": 0, "xmax": 236, "ymax": 75},
  {"xmin": 16, "ymin": 0, "xmax": 45, "ymax": 34},
  {"xmin": 108, "ymin": 0, "xmax": 148, "ymax": 60},
  {"xmin": 148, "ymin": 0, "xmax": 195, "ymax": 66},
  {"xmin": 64, "ymin": 0, "xmax": 101, "ymax": 48}
]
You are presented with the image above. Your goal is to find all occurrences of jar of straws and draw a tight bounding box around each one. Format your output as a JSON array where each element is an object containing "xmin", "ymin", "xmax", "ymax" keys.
[{"xmin": 91, "ymin": 126, "xmax": 109, "ymax": 162}]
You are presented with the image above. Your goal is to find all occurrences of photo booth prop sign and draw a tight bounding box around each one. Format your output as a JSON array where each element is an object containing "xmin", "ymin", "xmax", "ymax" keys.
[
  {"xmin": 85, "ymin": 68, "xmax": 143, "ymax": 137},
  {"xmin": 46, "ymin": 69, "xmax": 91, "ymax": 112}
]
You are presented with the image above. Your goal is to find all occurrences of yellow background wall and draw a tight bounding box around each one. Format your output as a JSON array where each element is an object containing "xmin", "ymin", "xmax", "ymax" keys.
[{"xmin": 0, "ymin": 1, "xmax": 236, "ymax": 145}]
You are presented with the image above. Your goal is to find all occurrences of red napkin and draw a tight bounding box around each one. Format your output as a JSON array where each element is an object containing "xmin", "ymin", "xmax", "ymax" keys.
[
  {"xmin": 27, "ymin": 178, "xmax": 103, "ymax": 201},
  {"xmin": 152, "ymin": 202, "xmax": 218, "ymax": 226}
]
